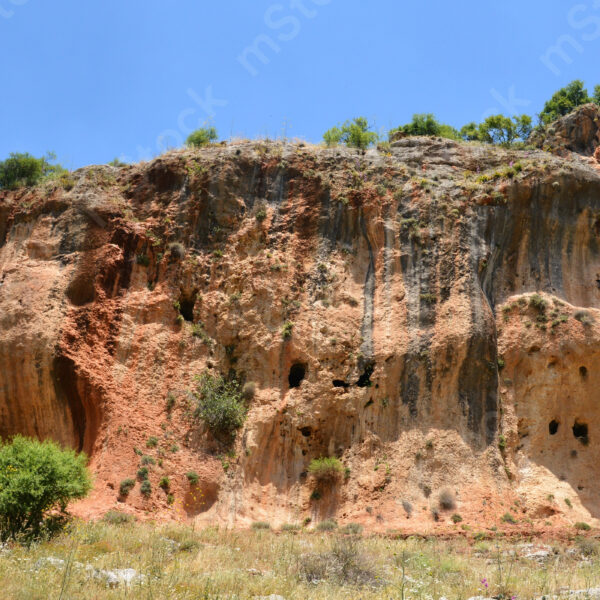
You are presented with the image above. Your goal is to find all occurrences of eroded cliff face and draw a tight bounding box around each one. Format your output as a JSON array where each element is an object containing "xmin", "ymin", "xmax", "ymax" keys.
[{"xmin": 2, "ymin": 108, "xmax": 600, "ymax": 531}]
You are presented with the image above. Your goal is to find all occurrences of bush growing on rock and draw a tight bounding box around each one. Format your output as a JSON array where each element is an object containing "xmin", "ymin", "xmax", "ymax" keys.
[
  {"xmin": 390, "ymin": 113, "xmax": 460, "ymax": 140},
  {"xmin": 186, "ymin": 471, "xmax": 199, "ymax": 485},
  {"xmin": 186, "ymin": 127, "xmax": 218, "ymax": 148},
  {"xmin": 140, "ymin": 480, "xmax": 152, "ymax": 497},
  {"xmin": 0, "ymin": 152, "xmax": 67, "ymax": 190},
  {"xmin": 438, "ymin": 488, "xmax": 456, "ymax": 510},
  {"xmin": 119, "ymin": 478, "xmax": 135, "ymax": 496},
  {"xmin": 478, "ymin": 114, "xmax": 532, "ymax": 147},
  {"xmin": 539, "ymin": 80, "xmax": 592, "ymax": 125},
  {"xmin": 192, "ymin": 372, "xmax": 247, "ymax": 439},
  {"xmin": 308, "ymin": 457, "xmax": 343, "ymax": 482},
  {"xmin": 323, "ymin": 117, "xmax": 378, "ymax": 150},
  {"xmin": 0, "ymin": 435, "xmax": 91, "ymax": 541}
]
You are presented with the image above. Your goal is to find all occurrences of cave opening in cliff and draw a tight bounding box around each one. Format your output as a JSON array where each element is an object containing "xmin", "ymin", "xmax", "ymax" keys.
[
  {"xmin": 288, "ymin": 363, "xmax": 307, "ymax": 388},
  {"xmin": 549, "ymin": 420, "xmax": 559, "ymax": 435},
  {"xmin": 580, "ymin": 366, "xmax": 588, "ymax": 379},
  {"xmin": 179, "ymin": 293, "xmax": 197, "ymax": 322},
  {"xmin": 572, "ymin": 421, "xmax": 589, "ymax": 445},
  {"xmin": 333, "ymin": 379, "xmax": 349, "ymax": 388},
  {"xmin": 356, "ymin": 362, "xmax": 374, "ymax": 387}
]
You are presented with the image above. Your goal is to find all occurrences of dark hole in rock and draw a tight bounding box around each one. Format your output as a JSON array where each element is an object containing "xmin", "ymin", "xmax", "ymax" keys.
[
  {"xmin": 299, "ymin": 426, "xmax": 312, "ymax": 437},
  {"xmin": 333, "ymin": 380, "xmax": 349, "ymax": 388},
  {"xmin": 580, "ymin": 366, "xmax": 588, "ymax": 378},
  {"xmin": 288, "ymin": 363, "xmax": 307, "ymax": 388},
  {"xmin": 364, "ymin": 399, "xmax": 374, "ymax": 409},
  {"xmin": 179, "ymin": 293, "xmax": 196, "ymax": 322},
  {"xmin": 571, "ymin": 449, "xmax": 578, "ymax": 458},
  {"xmin": 66, "ymin": 275, "xmax": 95, "ymax": 306},
  {"xmin": 572, "ymin": 420, "xmax": 589, "ymax": 445},
  {"xmin": 356, "ymin": 363, "xmax": 374, "ymax": 387},
  {"xmin": 549, "ymin": 420, "xmax": 559, "ymax": 435}
]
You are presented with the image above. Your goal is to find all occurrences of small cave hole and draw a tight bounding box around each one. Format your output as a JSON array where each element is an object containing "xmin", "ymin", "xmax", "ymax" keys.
[
  {"xmin": 333, "ymin": 379, "xmax": 349, "ymax": 388},
  {"xmin": 356, "ymin": 362, "xmax": 375, "ymax": 388},
  {"xmin": 364, "ymin": 399, "xmax": 374, "ymax": 409},
  {"xmin": 579, "ymin": 366, "xmax": 588, "ymax": 379},
  {"xmin": 549, "ymin": 420, "xmax": 560, "ymax": 435},
  {"xmin": 572, "ymin": 420, "xmax": 589, "ymax": 445},
  {"xmin": 179, "ymin": 293, "xmax": 197, "ymax": 322},
  {"xmin": 288, "ymin": 363, "xmax": 307, "ymax": 388},
  {"xmin": 299, "ymin": 426, "xmax": 312, "ymax": 438}
]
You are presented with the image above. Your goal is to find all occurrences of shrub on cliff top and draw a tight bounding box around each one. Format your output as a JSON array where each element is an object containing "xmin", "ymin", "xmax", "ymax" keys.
[
  {"xmin": 192, "ymin": 372, "xmax": 246, "ymax": 439},
  {"xmin": 390, "ymin": 113, "xmax": 460, "ymax": 141},
  {"xmin": 323, "ymin": 117, "xmax": 378, "ymax": 150},
  {"xmin": 186, "ymin": 127, "xmax": 218, "ymax": 148},
  {"xmin": 308, "ymin": 457, "xmax": 344, "ymax": 482},
  {"xmin": 0, "ymin": 436, "xmax": 91, "ymax": 541},
  {"xmin": 539, "ymin": 80, "xmax": 592, "ymax": 125},
  {"xmin": 0, "ymin": 152, "xmax": 66, "ymax": 190}
]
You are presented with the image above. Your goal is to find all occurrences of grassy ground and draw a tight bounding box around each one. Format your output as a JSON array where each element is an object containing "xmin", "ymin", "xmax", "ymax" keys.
[{"xmin": 0, "ymin": 516, "xmax": 599, "ymax": 599}]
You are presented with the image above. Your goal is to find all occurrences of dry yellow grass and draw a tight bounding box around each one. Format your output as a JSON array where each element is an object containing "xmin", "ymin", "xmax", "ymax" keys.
[{"xmin": 0, "ymin": 517, "xmax": 598, "ymax": 599}]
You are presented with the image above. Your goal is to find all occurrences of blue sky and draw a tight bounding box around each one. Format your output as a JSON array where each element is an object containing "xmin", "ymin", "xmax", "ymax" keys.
[{"xmin": 1, "ymin": 0, "xmax": 600, "ymax": 168}]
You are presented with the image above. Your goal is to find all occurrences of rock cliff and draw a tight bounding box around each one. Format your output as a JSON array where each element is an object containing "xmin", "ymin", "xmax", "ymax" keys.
[{"xmin": 2, "ymin": 107, "xmax": 600, "ymax": 532}]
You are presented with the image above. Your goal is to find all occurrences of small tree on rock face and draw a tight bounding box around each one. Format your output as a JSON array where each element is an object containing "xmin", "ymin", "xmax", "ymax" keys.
[
  {"xmin": 539, "ymin": 80, "xmax": 592, "ymax": 125},
  {"xmin": 186, "ymin": 127, "xmax": 218, "ymax": 148},
  {"xmin": 0, "ymin": 436, "xmax": 91, "ymax": 541},
  {"xmin": 323, "ymin": 117, "xmax": 378, "ymax": 150},
  {"xmin": 192, "ymin": 372, "xmax": 247, "ymax": 439},
  {"xmin": 308, "ymin": 457, "xmax": 343, "ymax": 482},
  {"xmin": 0, "ymin": 152, "xmax": 66, "ymax": 190},
  {"xmin": 391, "ymin": 114, "xmax": 460, "ymax": 141},
  {"xmin": 478, "ymin": 114, "xmax": 532, "ymax": 146},
  {"xmin": 460, "ymin": 122, "xmax": 481, "ymax": 141}
]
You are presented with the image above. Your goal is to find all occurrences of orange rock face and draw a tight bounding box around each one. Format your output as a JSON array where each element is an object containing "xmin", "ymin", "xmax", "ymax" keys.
[{"xmin": 1, "ymin": 111, "xmax": 600, "ymax": 531}]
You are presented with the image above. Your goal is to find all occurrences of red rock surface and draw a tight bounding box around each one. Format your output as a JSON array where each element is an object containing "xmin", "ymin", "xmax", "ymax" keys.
[{"xmin": 1, "ymin": 110, "xmax": 600, "ymax": 533}]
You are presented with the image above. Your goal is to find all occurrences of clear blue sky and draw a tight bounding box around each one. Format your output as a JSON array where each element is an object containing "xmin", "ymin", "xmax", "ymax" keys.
[{"xmin": 2, "ymin": 0, "xmax": 600, "ymax": 168}]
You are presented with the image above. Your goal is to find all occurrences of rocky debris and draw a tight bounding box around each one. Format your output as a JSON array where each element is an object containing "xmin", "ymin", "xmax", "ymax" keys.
[
  {"xmin": 535, "ymin": 589, "xmax": 600, "ymax": 599},
  {"xmin": 34, "ymin": 556, "xmax": 66, "ymax": 569},
  {"xmin": 86, "ymin": 566, "xmax": 144, "ymax": 588},
  {"xmin": 34, "ymin": 556, "xmax": 143, "ymax": 587},
  {"xmin": 519, "ymin": 543, "xmax": 554, "ymax": 562},
  {"xmin": 531, "ymin": 103, "xmax": 600, "ymax": 156}
]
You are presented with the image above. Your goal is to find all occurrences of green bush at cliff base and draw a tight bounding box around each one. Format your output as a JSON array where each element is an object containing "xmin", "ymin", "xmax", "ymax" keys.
[{"xmin": 0, "ymin": 435, "xmax": 91, "ymax": 541}]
